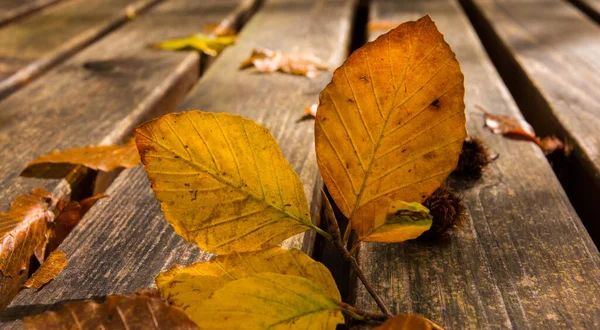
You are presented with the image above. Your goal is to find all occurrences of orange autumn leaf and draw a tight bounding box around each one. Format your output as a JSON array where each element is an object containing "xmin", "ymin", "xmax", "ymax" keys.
[
  {"xmin": 367, "ymin": 20, "xmax": 401, "ymax": 32},
  {"xmin": 315, "ymin": 16, "xmax": 466, "ymax": 242},
  {"xmin": 23, "ymin": 293, "xmax": 198, "ymax": 329},
  {"xmin": 26, "ymin": 139, "xmax": 140, "ymax": 172},
  {"xmin": 240, "ymin": 48, "xmax": 328, "ymax": 78},
  {"xmin": 0, "ymin": 188, "xmax": 55, "ymax": 278},
  {"xmin": 23, "ymin": 249, "xmax": 67, "ymax": 289},
  {"xmin": 477, "ymin": 105, "xmax": 540, "ymax": 145},
  {"xmin": 45, "ymin": 194, "xmax": 108, "ymax": 254},
  {"xmin": 375, "ymin": 314, "xmax": 443, "ymax": 330}
]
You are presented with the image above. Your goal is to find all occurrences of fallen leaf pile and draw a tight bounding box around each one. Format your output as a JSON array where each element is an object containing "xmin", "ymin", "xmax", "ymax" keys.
[
  {"xmin": 315, "ymin": 16, "xmax": 466, "ymax": 242},
  {"xmin": 26, "ymin": 139, "xmax": 140, "ymax": 172},
  {"xmin": 240, "ymin": 48, "xmax": 328, "ymax": 78},
  {"xmin": 151, "ymin": 34, "xmax": 236, "ymax": 56}
]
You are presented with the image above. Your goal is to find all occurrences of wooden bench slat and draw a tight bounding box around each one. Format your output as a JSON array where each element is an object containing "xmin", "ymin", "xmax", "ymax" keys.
[
  {"xmin": 463, "ymin": 0, "xmax": 600, "ymax": 237},
  {"xmin": 570, "ymin": 0, "xmax": 600, "ymax": 22},
  {"xmin": 0, "ymin": 0, "xmax": 355, "ymax": 326},
  {"xmin": 0, "ymin": 0, "xmax": 253, "ymax": 317},
  {"xmin": 0, "ymin": 0, "xmax": 62, "ymax": 27},
  {"xmin": 351, "ymin": 0, "xmax": 600, "ymax": 329},
  {"xmin": 0, "ymin": 0, "xmax": 162, "ymax": 99}
]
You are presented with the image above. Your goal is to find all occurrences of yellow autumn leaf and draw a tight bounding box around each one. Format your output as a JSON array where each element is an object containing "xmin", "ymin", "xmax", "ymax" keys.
[
  {"xmin": 23, "ymin": 249, "xmax": 67, "ymax": 289},
  {"xmin": 315, "ymin": 15, "xmax": 466, "ymax": 242},
  {"xmin": 134, "ymin": 111, "xmax": 317, "ymax": 254},
  {"xmin": 152, "ymin": 34, "xmax": 236, "ymax": 56},
  {"xmin": 187, "ymin": 272, "xmax": 344, "ymax": 329},
  {"xmin": 374, "ymin": 314, "xmax": 443, "ymax": 330},
  {"xmin": 26, "ymin": 139, "xmax": 140, "ymax": 172},
  {"xmin": 362, "ymin": 201, "xmax": 432, "ymax": 242},
  {"xmin": 156, "ymin": 247, "xmax": 340, "ymax": 313}
]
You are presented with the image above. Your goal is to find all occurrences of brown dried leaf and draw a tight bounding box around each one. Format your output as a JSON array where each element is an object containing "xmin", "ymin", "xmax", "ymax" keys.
[
  {"xmin": 26, "ymin": 139, "xmax": 140, "ymax": 172},
  {"xmin": 23, "ymin": 293, "xmax": 199, "ymax": 329},
  {"xmin": 241, "ymin": 48, "xmax": 328, "ymax": 78},
  {"xmin": 0, "ymin": 188, "xmax": 55, "ymax": 278},
  {"xmin": 477, "ymin": 105, "xmax": 540, "ymax": 145},
  {"xmin": 23, "ymin": 250, "xmax": 67, "ymax": 289},
  {"xmin": 367, "ymin": 20, "xmax": 401, "ymax": 32},
  {"xmin": 45, "ymin": 194, "xmax": 107, "ymax": 255},
  {"xmin": 375, "ymin": 314, "xmax": 443, "ymax": 330}
]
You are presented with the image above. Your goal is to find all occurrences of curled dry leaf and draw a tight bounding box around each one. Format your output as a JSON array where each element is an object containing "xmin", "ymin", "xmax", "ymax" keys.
[
  {"xmin": 23, "ymin": 293, "xmax": 198, "ymax": 329},
  {"xmin": 361, "ymin": 201, "xmax": 432, "ymax": 242},
  {"xmin": 374, "ymin": 314, "xmax": 443, "ymax": 330},
  {"xmin": 135, "ymin": 111, "xmax": 316, "ymax": 254},
  {"xmin": 367, "ymin": 20, "xmax": 401, "ymax": 32},
  {"xmin": 151, "ymin": 34, "xmax": 236, "ymax": 57},
  {"xmin": 477, "ymin": 105, "xmax": 540, "ymax": 145},
  {"xmin": 315, "ymin": 16, "xmax": 466, "ymax": 242},
  {"xmin": 187, "ymin": 273, "xmax": 344, "ymax": 329},
  {"xmin": 46, "ymin": 194, "xmax": 107, "ymax": 254},
  {"xmin": 0, "ymin": 188, "xmax": 55, "ymax": 278},
  {"xmin": 23, "ymin": 249, "xmax": 67, "ymax": 289},
  {"xmin": 156, "ymin": 247, "xmax": 341, "ymax": 323},
  {"xmin": 26, "ymin": 139, "xmax": 140, "ymax": 172},
  {"xmin": 240, "ymin": 48, "xmax": 328, "ymax": 78},
  {"xmin": 0, "ymin": 188, "xmax": 55, "ymax": 310}
]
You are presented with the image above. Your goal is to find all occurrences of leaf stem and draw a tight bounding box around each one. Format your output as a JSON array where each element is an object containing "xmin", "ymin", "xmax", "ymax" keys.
[
  {"xmin": 334, "ymin": 300, "xmax": 388, "ymax": 323},
  {"xmin": 321, "ymin": 190, "xmax": 394, "ymax": 318},
  {"xmin": 311, "ymin": 224, "xmax": 333, "ymax": 242}
]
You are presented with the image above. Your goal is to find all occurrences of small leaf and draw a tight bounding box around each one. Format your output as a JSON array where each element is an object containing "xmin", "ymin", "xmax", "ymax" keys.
[
  {"xmin": 152, "ymin": 34, "xmax": 236, "ymax": 56},
  {"xmin": 22, "ymin": 293, "xmax": 198, "ymax": 329},
  {"xmin": 315, "ymin": 16, "xmax": 466, "ymax": 241},
  {"xmin": 0, "ymin": 188, "xmax": 55, "ymax": 277},
  {"xmin": 187, "ymin": 272, "xmax": 344, "ymax": 329},
  {"xmin": 26, "ymin": 139, "xmax": 140, "ymax": 172},
  {"xmin": 240, "ymin": 48, "xmax": 328, "ymax": 78},
  {"xmin": 135, "ymin": 111, "xmax": 315, "ymax": 254},
  {"xmin": 477, "ymin": 105, "xmax": 540, "ymax": 145},
  {"xmin": 156, "ymin": 247, "xmax": 340, "ymax": 313},
  {"xmin": 540, "ymin": 136, "xmax": 573, "ymax": 156},
  {"xmin": 45, "ymin": 194, "xmax": 107, "ymax": 254},
  {"xmin": 374, "ymin": 314, "xmax": 443, "ymax": 330},
  {"xmin": 361, "ymin": 201, "xmax": 432, "ymax": 242},
  {"xmin": 23, "ymin": 249, "xmax": 67, "ymax": 289}
]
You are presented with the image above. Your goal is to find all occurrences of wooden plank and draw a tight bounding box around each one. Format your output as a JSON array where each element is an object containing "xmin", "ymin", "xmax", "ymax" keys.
[
  {"xmin": 0, "ymin": 0, "xmax": 63, "ymax": 27},
  {"xmin": 350, "ymin": 0, "xmax": 600, "ymax": 329},
  {"xmin": 0, "ymin": 0, "xmax": 356, "ymax": 325},
  {"xmin": 0, "ymin": 0, "xmax": 162, "ymax": 99},
  {"xmin": 0, "ymin": 0, "xmax": 253, "ymax": 316},
  {"xmin": 462, "ymin": 0, "xmax": 600, "ymax": 239}
]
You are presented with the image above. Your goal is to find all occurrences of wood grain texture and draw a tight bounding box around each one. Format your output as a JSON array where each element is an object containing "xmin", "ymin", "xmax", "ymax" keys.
[
  {"xmin": 0, "ymin": 0, "xmax": 256, "ymax": 317},
  {"xmin": 351, "ymin": 1, "xmax": 600, "ymax": 329},
  {"xmin": 0, "ymin": 0, "xmax": 355, "ymax": 326},
  {"xmin": 0, "ymin": 0, "xmax": 162, "ymax": 99},
  {"xmin": 0, "ymin": 0, "xmax": 63, "ymax": 27},
  {"xmin": 462, "ymin": 0, "xmax": 600, "ymax": 236}
]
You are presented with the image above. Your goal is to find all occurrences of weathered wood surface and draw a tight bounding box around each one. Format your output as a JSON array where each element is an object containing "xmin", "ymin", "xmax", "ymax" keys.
[
  {"xmin": 0, "ymin": 0, "xmax": 255, "ymax": 318},
  {"xmin": 0, "ymin": 0, "xmax": 355, "ymax": 326},
  {"xmin": 0, "ymin": 0, "xmax": 62, "ymax": 27},
  {"xmin": 351, "ymin": 0, "xmax": 600, "ymax": 329},
  {"xmin": 0, "ymin": 0, "xmax": 161, "ymax": 99},
  {"xmin": 462, "ymin": 0, "xmax": 600, "ymax": 237}
]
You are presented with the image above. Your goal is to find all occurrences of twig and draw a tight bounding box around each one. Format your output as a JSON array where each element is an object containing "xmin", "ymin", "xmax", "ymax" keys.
[
  {"xmin": 321, "ymin": 189, "xmax": 394, "ymax": 318},
  {"xmin": 334, "ymin": 300, "xmax": 388, "ymax": 323}
]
